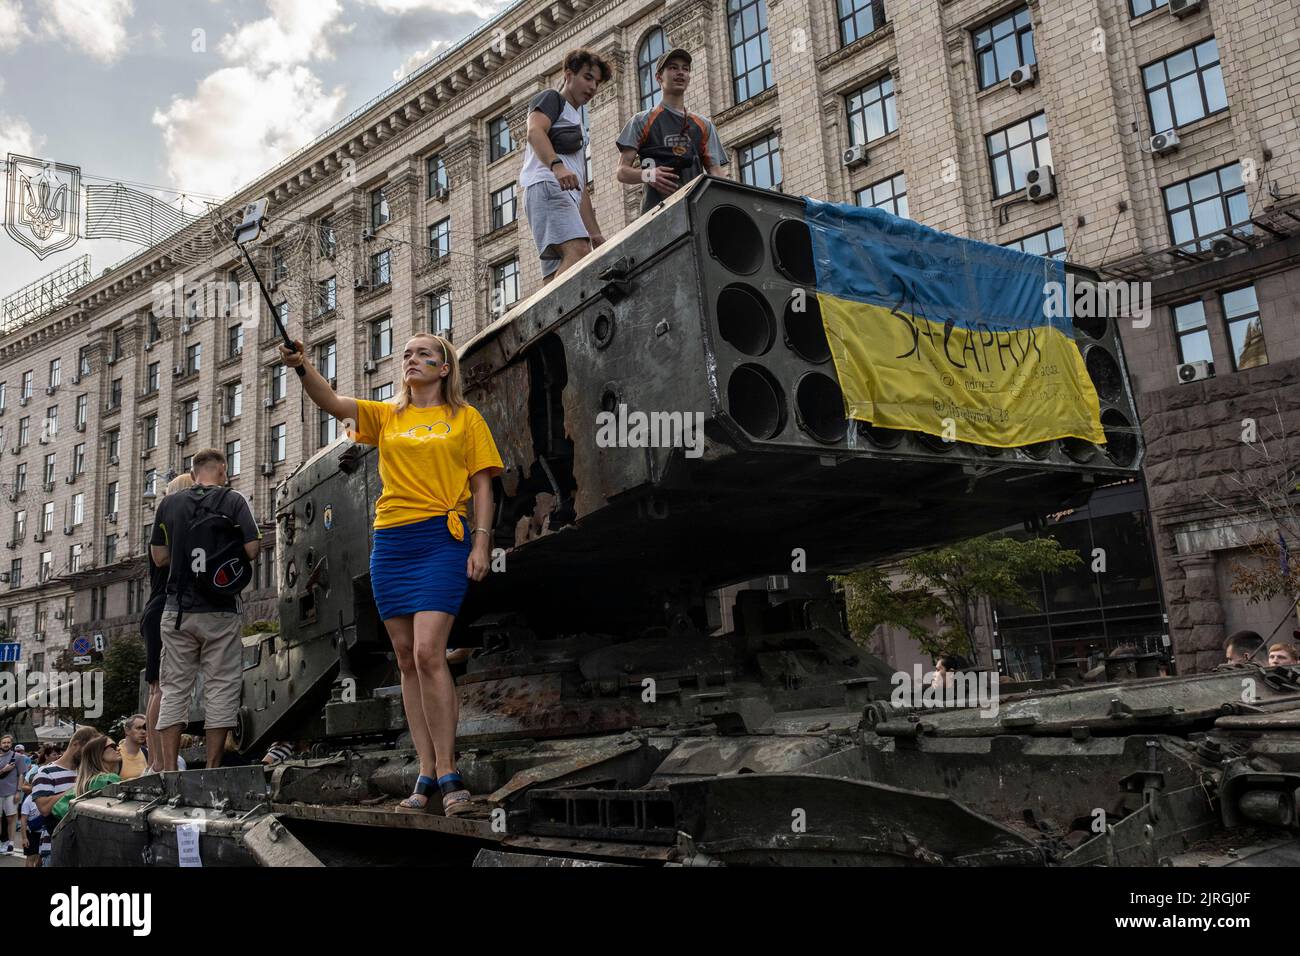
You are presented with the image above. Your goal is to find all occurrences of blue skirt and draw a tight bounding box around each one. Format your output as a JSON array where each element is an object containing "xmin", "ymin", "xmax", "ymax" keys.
[{"xmin": 370, "ymin": 515, "xmax": 473, "ymax": 620}]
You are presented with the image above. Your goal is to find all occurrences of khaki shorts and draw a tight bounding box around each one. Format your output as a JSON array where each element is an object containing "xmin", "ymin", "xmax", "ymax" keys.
[{"xmin": 156, "ymin": 609, "xmax": 243, "ymax": 731}]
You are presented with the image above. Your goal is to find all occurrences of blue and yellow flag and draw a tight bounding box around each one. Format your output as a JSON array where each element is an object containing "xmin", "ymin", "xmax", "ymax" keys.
[{"xmin": 805, "ymin": 198, "xmax": 1104, "ymax": 448}]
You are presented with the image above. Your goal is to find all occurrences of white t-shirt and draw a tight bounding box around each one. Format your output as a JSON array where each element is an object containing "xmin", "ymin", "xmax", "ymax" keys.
[{"xmin": 519, "ymin": 89, "xmax": 587, "ymax": 194}]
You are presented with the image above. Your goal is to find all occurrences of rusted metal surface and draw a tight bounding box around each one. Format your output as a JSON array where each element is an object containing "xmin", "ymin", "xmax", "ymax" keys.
[
  {"xmin": 271, "ymin": 801, "xmax": 498, "ymax": 840},
  {"xmin": 473, "ymin": 849, "xmax": 628, "ymax": 867}
]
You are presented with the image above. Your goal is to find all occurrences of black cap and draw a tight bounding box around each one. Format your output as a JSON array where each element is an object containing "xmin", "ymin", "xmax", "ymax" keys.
[{"xmin": 655, "ymin": 47, "xmax": 692, "ymax": 73}]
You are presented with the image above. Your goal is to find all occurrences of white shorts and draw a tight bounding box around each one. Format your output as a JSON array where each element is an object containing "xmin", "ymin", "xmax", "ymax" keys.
[{"xmin": 0, "ymin": 793, "xmax": 18, "ymax": 816}]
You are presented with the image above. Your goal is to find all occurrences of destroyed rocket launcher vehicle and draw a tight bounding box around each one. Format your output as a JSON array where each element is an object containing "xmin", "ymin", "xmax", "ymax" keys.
[{"xmin": 59, "ymin": 179, "xmax": 1297, "ymax": 867}]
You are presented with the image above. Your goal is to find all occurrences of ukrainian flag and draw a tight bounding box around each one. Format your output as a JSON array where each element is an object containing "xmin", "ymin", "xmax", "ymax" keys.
[{"xmin": 805, "ymin": 198, "xmax": 1104, "ymax": 448}]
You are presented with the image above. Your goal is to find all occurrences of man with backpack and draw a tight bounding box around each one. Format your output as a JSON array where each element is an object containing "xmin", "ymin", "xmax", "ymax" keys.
[{"xmin": 149, "ymin": 449, "xmax": 261, "ymax": 771}]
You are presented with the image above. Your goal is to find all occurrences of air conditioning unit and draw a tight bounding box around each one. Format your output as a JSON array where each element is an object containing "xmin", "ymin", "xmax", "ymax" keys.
[
  {"xmin": 41, "ymin": 481, "xmax": 53, "ymax": 493},
  {"xmin": 1177, "ymin": 360, "xmax": 1215, "ymax": 384},
  {"xmin": 173, "ymin": 365, "xmax": 185, "ymax": 377},
  {"xmin": 54, "ymin": 610, "xmax": 64, "ymax": 620},
  {"xmin": 143, "ymin": 341, "xmax": 154, "ymax": 351},
  {"xmin": 1009, "ymin": 64, "xmax": 1037, "ymax": 89},
  {"xmin": 175, "ymin": 431, "xmax": 188, "ymax": 445},
  {"xmin": 363, "ymin": 360, "xmax": 377, "ymax": 374},
  {"xmin": 841, "ymin": 144, "xmax": 869, "ymax": 169},
  {"xmin": 63, "ymin": 526, "xmax": 71, "ymax": 535},
  {"xmin": 32, "ymin": 631, "xmax": 42, "ymax": 642},
  {"xmin": 38, "ymin": 436, "xmax": 48, "ymax": 445},
  {"xmin": 1150, "ymin": 129, "xmax": 1180, "ymax": 155},
  {"xmin": 45, "ymin": 385, "xmax": 57, "ymax": 395},
  {"xmin": 1211, "ymin": 236, "xmax": 1236, "ymax": 258},
  {"xmin": 1169, "ymin": 0, "xmax": 1202, "ymax": 16},
  {"xmin": 75, "ymin": 421, "xmax": 86, "ymax": 432},
  {"xmin": 431, "ymin": 186, "xmax": 449, "ymax": 201},
  {"xmin": 32, "ymin": 531, "xmax": 44, "ymax": 543},
  {"xmin": 0, "ymin": 572, "xmax": 9, "ymax": 583},
  {"xmin": 181, "ymin": 323, "xmax": 192, "ymax": 335},
  {"xmin": 18, "ymin": 396, "xmax": 28, "ymax": 407},
  {"xmin": 64, "ymin": 475, "xmax": 74, "ymax": 484},
  {"xmin": 1025, "ymin": 165, "xmax": 1056, "ymax": 202},
  {"xmin": 105, "ymin": 356, "xmax": 116, "ymax": 366},
  {"xmin": 71, "ymin": 375, "xmax": 81, "ymax": 384},
  {"xmin": 221, "ymin": 414, "xmax": 232, "ymax": 425},
  {"xmin": 142, "ymin": 488, "xmax": 156, "ymax": 500},
  {"xmin": 362, "ymin": 227, "xmax": 375, "ymax": 241},
  {"xmin": 263, "ymin": 397, "xmax": 275, "ymax": 409},
  {"xmin": 261, "ymin": 462, "xmax": 275, "ymax": 476},
  {"xmin": 106, "ymin": 512, "xmax": 118, "ymax": 524},
  {"xmin": 108, "ymin": 455, "xmax": 119, "ymax": 465},
  {"xmin": 354, "ymin": 277, "xmax": 369, "ymax": 291},
  {"xmin": 7, "ymin": 446, "xmax": 17, "ymax": 456}
]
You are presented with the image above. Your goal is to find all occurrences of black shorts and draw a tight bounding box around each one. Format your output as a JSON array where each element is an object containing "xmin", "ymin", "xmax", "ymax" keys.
[{"xmin": 142, "ymin": 600, "xmax": 164, "ymax": 683}]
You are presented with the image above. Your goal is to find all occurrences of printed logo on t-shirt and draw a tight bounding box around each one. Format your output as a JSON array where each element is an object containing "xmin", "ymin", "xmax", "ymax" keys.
[
  {"xmin": 400, "ymin": 422, "xmax": 452, "ymax": 440},
  {"xmin": 665, "ymin": 133, "xmax": 689, "ymax": 156}
]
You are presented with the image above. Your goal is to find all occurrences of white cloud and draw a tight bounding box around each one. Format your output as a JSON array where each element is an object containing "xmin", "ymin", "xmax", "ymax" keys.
[
  {"xmin": 356, "ymin": 0, "xmax": 504, "ymax": 15},
  {"xmin": 41, "ymin": 0, "xmax": 134, "ymax": 64},
  {"xmin": 0, "ymin": 0, "xmax": 29, "ymax": 53},
  {"xmin": 0, "ymin": 111, "xmax": 44, "ymax": 157},
  {"xmin": 152, "ymin": 65, "xmax": 345, "ymax": 197},
  {"xmin": 392, "ymin": 38, "xmax": 450, "ymax": 80},
  {"xmin": 219, "ymin": 0, "xmax": 350, "ymax": 66}
]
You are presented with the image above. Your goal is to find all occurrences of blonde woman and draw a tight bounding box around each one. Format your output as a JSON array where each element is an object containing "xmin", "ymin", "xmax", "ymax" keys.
[
  {"xmin": 278, "ymin": 333, "xmax": 503, "ymax": 815},
  {"xmin": 49, "ymin": 735, "xmax": 122, "ymax": 821},
  {"xmin": 142, "ymin": 471, "xmax": 194, "ymax": 772}
]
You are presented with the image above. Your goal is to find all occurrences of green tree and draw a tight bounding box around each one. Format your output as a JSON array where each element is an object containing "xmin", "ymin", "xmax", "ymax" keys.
[
  {"xmin": 838, "ymin": 534, "xmax": 1082, "ymax": 660},
  {"xmin": 102, "ymin": 635, "xmax": 148, "ymax": 730}
]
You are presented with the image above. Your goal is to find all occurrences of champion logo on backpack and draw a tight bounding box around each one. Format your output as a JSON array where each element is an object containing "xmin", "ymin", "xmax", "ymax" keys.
[
  {"xmin": 212, "ymin": 557, "xmax": 247, "ymax": 590},
  {"xmin": 169, "ymin": 486, "xmax": 255, "ymax": 627}
]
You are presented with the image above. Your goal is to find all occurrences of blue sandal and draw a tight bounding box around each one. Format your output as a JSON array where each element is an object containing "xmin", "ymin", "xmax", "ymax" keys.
[
  {"xmin": 398, "ymin": 774, "xmax": 437, "ymax": 810},
  {"xmin": 438, "ymin": 772, "xmax": 473, "ymax": 816}
]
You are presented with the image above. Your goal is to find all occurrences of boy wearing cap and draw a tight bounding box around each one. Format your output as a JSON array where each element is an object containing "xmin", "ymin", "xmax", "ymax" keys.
[{"xmin": 615, "ymin": 47, "xmax": 727, "ymax": 215}]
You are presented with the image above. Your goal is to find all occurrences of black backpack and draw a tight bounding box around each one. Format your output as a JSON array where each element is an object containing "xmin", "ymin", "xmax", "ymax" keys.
[{"xmin": 172, "ymin": 486, "xmax": 252, "ymax": 625}]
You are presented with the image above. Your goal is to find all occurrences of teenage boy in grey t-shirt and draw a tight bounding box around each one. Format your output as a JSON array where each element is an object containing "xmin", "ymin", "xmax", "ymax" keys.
[
  {"xmin": 521, "ymin": 48, "xmax": 612, "ymax": 283},
  {"xmin": 615, "ymin": 47, "xmax": 727, "ymax": 215}
]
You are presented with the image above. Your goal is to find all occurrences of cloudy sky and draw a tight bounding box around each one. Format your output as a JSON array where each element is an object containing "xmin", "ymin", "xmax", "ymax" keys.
[{"xmin": 0, "ymin": 0, "xmax": 511, "ymax": 298}]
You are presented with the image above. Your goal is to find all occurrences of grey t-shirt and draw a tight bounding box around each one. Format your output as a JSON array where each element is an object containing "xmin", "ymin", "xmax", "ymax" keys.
[
  {"xmin": 520, "ymin": 89, "xmax": 587, "ymax": 191},
  {"xmin": 616, "ymin": 104, "xmax": 727, "ymax": 213},
  {"xmin": 0, "ymin": 749, "xmax": 20, "ymax": 797}
]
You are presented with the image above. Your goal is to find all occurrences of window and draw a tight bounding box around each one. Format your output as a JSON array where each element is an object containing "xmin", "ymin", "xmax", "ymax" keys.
[
  {"xmin": 847, "ymin": 75, "xmax": 898, "ymax": 146},
  {"xmin": 370, "ymin": 186, "xmax": 390, "ymax": 231},
  {"xmin": 491, "ymin": 259, "xmax": 520, "ymax": 316},
  {"xmin": 838, "ymin": 0, "xmax": 886, "ymax": 48},
  {"xmin": 728, "ymin": 0, "xmax": 772, "ymax": 104},
  {"xmin": 270, "ymin": 423, "xmax": 287, "ymax": 462},
  {"xmin": 1221, "ymin": 285, "xmax": 1267, "ymax": 371},
  {"xmin": 78, "ymin": 347, "xmax": 91, "ymax": 377},
  {"xmin": 39, "ymin": 552, "xmax": 51, "ymax": 583},
  {"xmin": 271, "ymin": 245, "xmax": 287, "ymax": 284},
  {"xmin": 49, "ymin": 358, "xmax": 60, "ymax": 388},
  {"xmin": 1004, "ymin": 224, "xmax": 1066, "ymax": 259},
  {"xmin": 429, "ymin": 217, "xmax": 451, "ymax": 259},
  {"xmin": 488, "ymin": 115, "xmax": 513, "ymax": 162},
  {"xmin": 9, "ymin": 559, "xmax": 19, "ymax": 588},
  {"xmin": 318, "ymin": 407, "xmax": 340, "ymax": 447},
  {"xmin": 0, "ymin": 383, "xmax": 5, "ymax": 411},
  {"xmin": 111, "ymin": 330, "xmax": 124, "ymax": 360},
  {"xmin": 18, "ymin": 417, "xmax": 28, "ymax": 448},
  {"xmin": 105, "ymin": 534, "xmax": 117, "ymax": 566},
  {"xmin": 426, "ymin": 154, "xmax": 448, "ymax": 198},
  {"xmin": 974, "ymin": 6, "xmax": 1036, "ymax": 90},
  {"xmin": 13, "ymin": 463, "xmax": 24, "ymax": 493},
  {"xmin": 309, "ymin": 220, "xmax": 334, "ymax": 264},
  {"xmin": 186, "ymin": 342, "xmax": 202, "ymax": 375},
  {"xmin": 227, "ymin": 324, "xmax": 244, "ymax": 358},
  {"xmin": 107, "ymin": 429, "xmax": 120, "ymax": 461},
  {"xmin": 72, "ymin": 445, "xmax": 84, "ymax": 476},
  {"xmin": 491, "ymin": 184, "xmax": 517, "ymax": 230},
  {"xmin": 370, "ymin": 249, "xmax": 391, "ymax": 287},
  {"xmin": 44, "ymin": 405, "xmax": 57, "ymax": 439},
  {"xmin": 275, "ymin": 301, "xmax": 289, "ymax": 329},
  {"xmin": 1144, "ymin": 38, "xmax": 1227, "ymax": 134},
  {"xmin": 986, "ymin": 112, "xmax": 1052, "ymax": 198},
  {"xmin": 12, "ymin": 510, "xmax": 24, "ymax": 540},
  {"xmin": 226, "ymin": 439, "xmax": 241, "ymax": 477},
  {"xmin": 63, "ymin": 595, "xmax": 74, "ymax": 629},
  {"xmin": 225, "ymin": 381, "xmax": 243, "ymax": 418},
  {"xmin": 147, "ymin": 311, "xmax": 160, "ymax": 343},
  {"xmin": 371, "ymin": 383, "xmax": 395, "ymax": 401},
  {"xmin": 270, "ymin": 363, "xmax": 287, "ymax": 402},
  {"xmin": 69, "ymin": 544, "xmax": 82, "ymax": 574},
  {"xmin": 370, "ymin": 316, "xmax": 393, "ymax": 359},
  {"xmin": 72, "ymin": 492, "xmax": 83, "ymax": 526},
  {"xmin": 637, "ymin": 27, "xmax": 667, "ymax": 111},
  {"xmin": 1162, "ymin": 162, "xmax": 1249, "ymax": 252},
  {"xmin": 1172, "ymin": 300, "xmax": 1212, "ymax": 365},
  {"xmin": 42, "ymin": 453, "xmax": 54, "ymax": 486},
  {"xmin": 144, "ymin": 467, "xmax": 157, "ymax": 498},
  {"xmin": 317, "ymin": 277, "xmax": 337, "ymax": 316},
  {"xmin": 182, "ymin": 454, "xmax": 193, "ymax": 472},
  {"xmin": 429, "ymin": 289, "xmax": 452, "ymax": 336},
  {"xmin": 183, "ymin": 398, "xmax": 199, "ymax": 435},
  {"xmin": 1130, "ymin": 0, "xmax": 1168, "ymax": 16},
  {"xmin": 42, "ymin": 501, "xmax": 54, "ymax": 533},
  {"xmin": 146, "ymin": 362, "xmax": 159, "ymax": 393},
  {"xmin": 317, "ymin": 341, "xmax": 336, "ymax": 382},
  {"xmin": 144, "ymin": 413, "xmax": 158, "ymax": 449},
  {"xmin": 20, "ymin": 371, "xmax": 35, "ymax": 402},
  {"xmin": 105, "ymin": 481, "xmax": 119, "ymax": 516},
  {"xmin": 109, "ymin": 378, "xmax": 122, "ymax": 408},
  {"xmin": 737, "ymin": 134, "xmax": 782, "ymax": 191}
]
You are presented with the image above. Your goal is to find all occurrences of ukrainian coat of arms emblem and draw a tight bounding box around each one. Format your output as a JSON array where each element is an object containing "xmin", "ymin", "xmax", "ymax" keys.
[{"xmin": 4, "ymin": 153, "xmax": 82, "ymax": 260}]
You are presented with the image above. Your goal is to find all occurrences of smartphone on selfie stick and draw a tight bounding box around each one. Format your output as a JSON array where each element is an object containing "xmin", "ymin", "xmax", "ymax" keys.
[{"xmin": 233, "ymin": 199, "xmax": 306, "ymax": 379}]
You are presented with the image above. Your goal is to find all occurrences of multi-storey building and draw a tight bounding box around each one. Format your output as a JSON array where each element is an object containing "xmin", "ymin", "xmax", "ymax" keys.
[{"xmin": 0, "ymin": 0, "xmax": 1296, "ymax": 680}]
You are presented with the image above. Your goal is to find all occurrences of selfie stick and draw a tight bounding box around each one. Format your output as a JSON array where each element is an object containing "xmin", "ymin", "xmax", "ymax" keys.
[{"xmin": 232, "ymin": 199, "xmax": 306, "ymax": 379}]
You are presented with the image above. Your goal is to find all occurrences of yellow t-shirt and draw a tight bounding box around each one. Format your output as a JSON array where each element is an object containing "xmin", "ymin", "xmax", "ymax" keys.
[
  {"xmin": 118, "ymin": 747, "xmax": 148, "ymax": 780},
  {"xmin": 351, "ymin": 400, "xmax": 504, "ymax": 538}
]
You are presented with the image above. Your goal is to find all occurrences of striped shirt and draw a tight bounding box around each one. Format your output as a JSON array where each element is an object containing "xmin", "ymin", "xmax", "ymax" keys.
[{"xmin": 30, "ymin": 763, "xmax": 75, "ymax": 855}]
